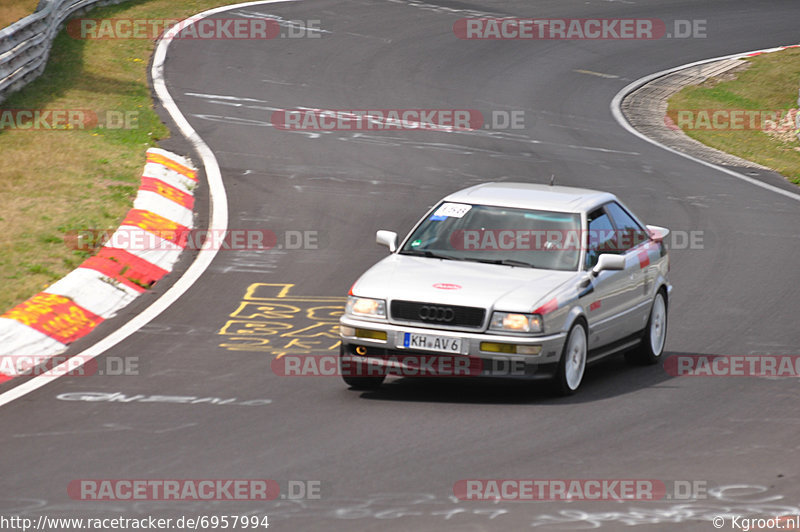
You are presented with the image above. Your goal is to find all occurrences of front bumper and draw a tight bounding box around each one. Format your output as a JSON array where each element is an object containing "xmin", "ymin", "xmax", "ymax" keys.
[{"xmin": 339, "ymin": 316, "xmax": 567, "ymax": 379}]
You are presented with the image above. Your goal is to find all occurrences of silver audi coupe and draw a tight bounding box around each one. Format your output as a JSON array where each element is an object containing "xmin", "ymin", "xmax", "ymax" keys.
[{"xmin": 339, "ymin": 182, "xmax": 671, "ymax": 395}]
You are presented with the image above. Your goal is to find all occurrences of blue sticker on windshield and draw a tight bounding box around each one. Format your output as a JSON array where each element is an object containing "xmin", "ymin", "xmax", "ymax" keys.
[{"xmin": 429, "ymin": 215, "xmax": 447, "ymax": 221}]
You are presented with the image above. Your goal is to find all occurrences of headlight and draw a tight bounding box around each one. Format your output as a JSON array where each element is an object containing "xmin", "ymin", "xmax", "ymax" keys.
[
  {"xmin": 345, "ymin": 296, "xmax": 387, "ymax": 319},
  {"xmin": 489, "ymin": 312, "xmax": 542, "ymax": 333}
]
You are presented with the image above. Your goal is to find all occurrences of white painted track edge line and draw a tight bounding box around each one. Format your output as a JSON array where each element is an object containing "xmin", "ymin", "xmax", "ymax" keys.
[
  {"xmin": 0, "ymin": 0, "xmax": 295, "ymax": 408},
  {"xmin": 610, "ymin": 46, "xmax": 800, "ymax": 203}
]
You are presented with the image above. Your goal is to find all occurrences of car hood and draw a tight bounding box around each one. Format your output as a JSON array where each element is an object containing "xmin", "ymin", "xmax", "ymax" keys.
[{"xmin": 351, "ymin": 254, "xmax": 578, "ymax": 312}]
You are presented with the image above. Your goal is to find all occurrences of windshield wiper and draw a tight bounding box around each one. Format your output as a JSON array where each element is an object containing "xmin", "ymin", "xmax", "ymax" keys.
[
  {"xmin": 466, "ymin": 258, "xmax": 537, "ymax": 268},
  {"xmin": 399, "ymin": 250, "xmax": 465, "ymax": 261}
]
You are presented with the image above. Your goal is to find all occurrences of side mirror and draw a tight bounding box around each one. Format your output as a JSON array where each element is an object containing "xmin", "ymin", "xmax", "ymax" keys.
[
  {"xmin": 376, "ymin": 230, "xmax": 398, "ymax": 252},
  {"xmin": 592, "ymin": 254, "xmax": 625, "ymax": 276}
]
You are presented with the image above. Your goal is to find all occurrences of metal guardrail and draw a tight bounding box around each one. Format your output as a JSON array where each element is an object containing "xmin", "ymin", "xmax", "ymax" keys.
[{"xmin": 0, "ymin": 0, "xmax": 127, "ymax": 105}]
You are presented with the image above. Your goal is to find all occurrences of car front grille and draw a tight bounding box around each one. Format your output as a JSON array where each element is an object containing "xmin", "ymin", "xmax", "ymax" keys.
[{"xmin": 390, "ymin": 300, "xmax": 486, "ymax": 329}]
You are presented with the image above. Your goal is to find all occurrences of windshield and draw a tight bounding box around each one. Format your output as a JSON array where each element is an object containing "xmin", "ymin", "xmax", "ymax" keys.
[{"xmin": 399, "ymin": 202, "xmax": 582, "ymax": 271}]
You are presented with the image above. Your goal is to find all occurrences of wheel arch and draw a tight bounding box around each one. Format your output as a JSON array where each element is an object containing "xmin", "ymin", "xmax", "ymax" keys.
[{"xmin": 562, "ymin": 305, "xmax": 588, "ymax": 336}]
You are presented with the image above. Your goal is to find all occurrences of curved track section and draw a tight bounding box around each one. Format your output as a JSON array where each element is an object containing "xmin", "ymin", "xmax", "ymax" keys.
[{"xmin": 1, "ymin": 1, "xmax": 799, "ymax": 530}]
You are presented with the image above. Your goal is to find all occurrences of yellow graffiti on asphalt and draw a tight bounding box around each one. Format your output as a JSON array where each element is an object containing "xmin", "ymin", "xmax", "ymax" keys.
[{"xmin": 218, "ymin": 283, "xmax": 344, "ymax": 357}]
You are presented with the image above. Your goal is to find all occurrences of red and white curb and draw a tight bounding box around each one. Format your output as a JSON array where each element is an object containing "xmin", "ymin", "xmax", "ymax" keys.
[
  {"xmin": 0, "ymin": 148, "xmax": 197, "ymax": 382},
  {"xmin": 743, "ymin": 44, "xmax": 800, "ymax": 57}
]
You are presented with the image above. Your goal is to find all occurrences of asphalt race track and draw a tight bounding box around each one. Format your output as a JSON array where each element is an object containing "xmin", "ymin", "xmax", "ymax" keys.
[{"xmin": 2, "ymin": 1, "xmax": 800, "ymax": 530}]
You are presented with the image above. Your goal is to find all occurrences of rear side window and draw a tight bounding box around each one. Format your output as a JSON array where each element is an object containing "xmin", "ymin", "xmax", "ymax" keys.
[{"xmin": 605, "ymin": 202, "xmax": 649, "ymax": 252}]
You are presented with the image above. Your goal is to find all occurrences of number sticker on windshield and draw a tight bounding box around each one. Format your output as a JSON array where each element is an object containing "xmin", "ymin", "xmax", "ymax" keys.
[{"xmin": 432, "ymin": 203, "xmax": 472, "ymax": 219}]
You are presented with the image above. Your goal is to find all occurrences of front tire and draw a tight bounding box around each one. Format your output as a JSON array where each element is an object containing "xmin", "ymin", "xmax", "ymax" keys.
[
  {"xmin": 342, "ymin": 374, "xmax": 385, "ymax": 390},
  {"xmin": 552, "ymin": 321, "xmax": 588, "ymax": 396},
  {"xmin": 626, "ymin": 289, "xmax": 668, "ymax": 365}
]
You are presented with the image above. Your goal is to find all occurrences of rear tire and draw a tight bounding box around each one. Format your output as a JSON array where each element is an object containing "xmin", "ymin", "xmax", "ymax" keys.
[
  {"xmin": 625, "ymin": 289, "xmax": 668, "ymax": 365},
  {"xmin": 552, "ymin": 321, "xmax": 588, "ymax": 396}
]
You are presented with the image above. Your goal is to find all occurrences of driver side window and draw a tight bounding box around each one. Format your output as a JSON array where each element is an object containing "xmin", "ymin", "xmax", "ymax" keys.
[{"xmin": 585, "ymin": 209, "xmax": 615, "ymax": 269}]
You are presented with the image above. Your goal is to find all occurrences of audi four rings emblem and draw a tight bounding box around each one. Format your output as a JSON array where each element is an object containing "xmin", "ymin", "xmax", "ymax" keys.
[{"xmin": 419, "ymin": 305, "xmax": 455, "ymax": 322}]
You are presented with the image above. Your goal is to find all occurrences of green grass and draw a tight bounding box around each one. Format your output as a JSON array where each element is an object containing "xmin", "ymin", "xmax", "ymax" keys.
[
  {"xmin": 0, "ymin": 0, "xmax": 246, "ymax": 312},
  {"xmin": 0, "ymin": 1, "xmax": 39, "ymax": 29},
  {"xmin": 667, "ymin": 48, "xmax": 800, "ymax": 184}
]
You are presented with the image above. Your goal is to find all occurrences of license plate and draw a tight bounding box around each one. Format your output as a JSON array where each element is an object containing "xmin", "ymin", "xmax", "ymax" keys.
[{"xmin": 402, "ymin": 332, "xmax": 462, "ymax": 353}]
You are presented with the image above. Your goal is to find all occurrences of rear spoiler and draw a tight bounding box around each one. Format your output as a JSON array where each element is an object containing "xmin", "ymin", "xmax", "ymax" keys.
[{"xmin": 646, "ymin": 225, "xmax": 670, "ymax": 243}]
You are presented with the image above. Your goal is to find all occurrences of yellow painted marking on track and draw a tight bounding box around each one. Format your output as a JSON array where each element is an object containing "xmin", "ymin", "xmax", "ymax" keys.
[
  {"xmin": 218, "ymin": 283, "xmax": 345, "ymax": 357},
  {"xmin": 244, "ymin": 283, "xmax": 344, "ymax": 302},
  {"xmin": 229, "ymin": 302, "xmax": 302, "ymax": 320}
]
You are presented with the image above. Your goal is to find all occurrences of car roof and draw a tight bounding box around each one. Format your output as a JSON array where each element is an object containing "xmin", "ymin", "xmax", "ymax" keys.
[{"xmin": 442, "ymin": 182, "xmax": 616, "ymax": 213}]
